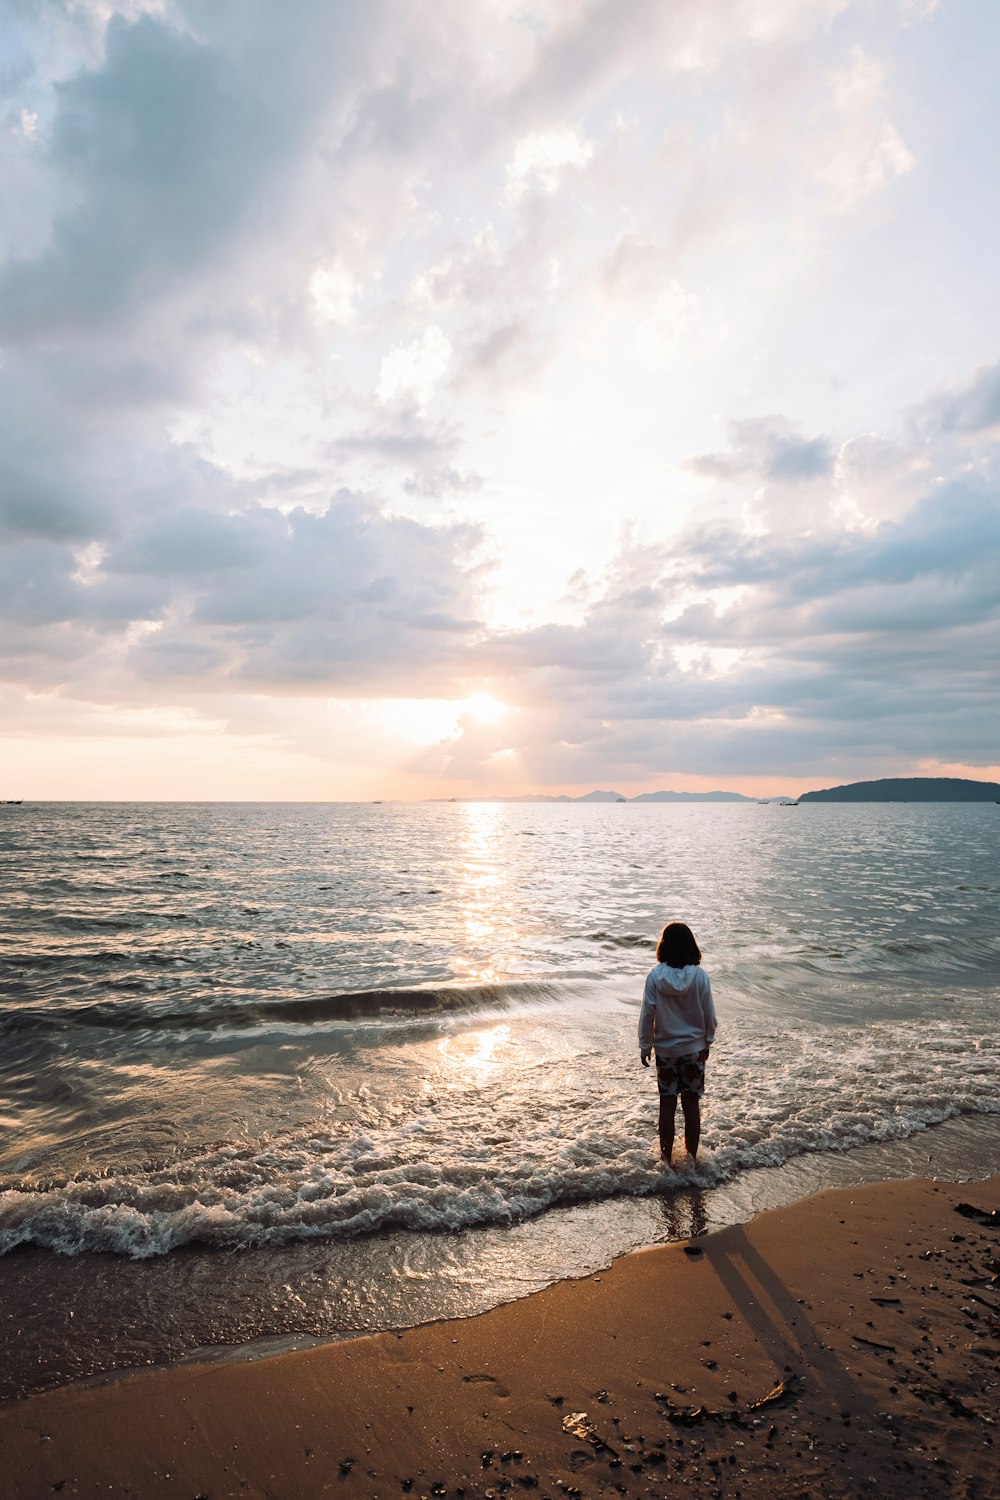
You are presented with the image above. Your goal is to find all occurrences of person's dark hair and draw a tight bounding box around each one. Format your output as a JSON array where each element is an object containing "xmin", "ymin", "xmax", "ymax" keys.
[{"xmin": 656, "ymin": 921, "xmax": 701, "ymax": 967}]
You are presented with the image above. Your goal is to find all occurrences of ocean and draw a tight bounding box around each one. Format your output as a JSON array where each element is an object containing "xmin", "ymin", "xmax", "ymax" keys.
[{"xmin": 2, "ymin": 799, "xmax": 999, "ymax": 1396}]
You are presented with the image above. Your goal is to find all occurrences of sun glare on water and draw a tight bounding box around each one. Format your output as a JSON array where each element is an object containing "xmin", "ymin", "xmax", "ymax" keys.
[{"xmin": 438, "ymin": 1025, "xmax": 512, "ymax": 1086}]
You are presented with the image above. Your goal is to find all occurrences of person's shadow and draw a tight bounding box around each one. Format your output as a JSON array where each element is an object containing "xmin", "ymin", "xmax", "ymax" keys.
[{"xmin": 651, "ymin": 1201, "xmax": 937, "ymax": 1495}]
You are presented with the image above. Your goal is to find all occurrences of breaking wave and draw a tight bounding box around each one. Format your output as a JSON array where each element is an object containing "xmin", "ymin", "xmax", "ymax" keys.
[
  {"xmin": 3, "ymin": 1014, "xmax": 998, "ymax": 1259},
  {"xmin": 0, "ymin": 980, "xmax": 561, "ymax": 1036}
]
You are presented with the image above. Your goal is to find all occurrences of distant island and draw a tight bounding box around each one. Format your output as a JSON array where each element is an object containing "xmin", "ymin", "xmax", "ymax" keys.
[
  {"xmin": 630, "ymin": 789, "xmax": 753, "ymax": 803},
  {"xmin": 508, "ymin": 789, "xmax": 754, "ymax": 803},
  {"xmin": 452, "ymin": 775, "xmax": 1000, "ymax": 805},
  {"xmin": 800, "ymin": 776, "xmax": 1000, "ymax": 802}
]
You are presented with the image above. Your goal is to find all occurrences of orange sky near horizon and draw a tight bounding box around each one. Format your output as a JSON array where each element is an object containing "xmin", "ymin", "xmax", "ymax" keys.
[{"xmin": 3, "ymin": 730, "xmax": 997, "ymax": 803}]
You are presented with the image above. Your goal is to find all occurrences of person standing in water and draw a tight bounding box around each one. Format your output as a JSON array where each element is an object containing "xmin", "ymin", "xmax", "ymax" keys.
[{"xmin": 639, "ymin": 921, "xmax": 717, "ymax": 1164}]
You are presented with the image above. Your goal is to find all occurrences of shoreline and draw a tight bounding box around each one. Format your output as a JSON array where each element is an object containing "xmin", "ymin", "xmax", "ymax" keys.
[
  {"xmin": 3, "ymin": 1111, "xmax": 1000, "ymax": 1405},
  {"xmin": 2, "ymin": 1173, "xmax": 998, "ymax": 1498}
]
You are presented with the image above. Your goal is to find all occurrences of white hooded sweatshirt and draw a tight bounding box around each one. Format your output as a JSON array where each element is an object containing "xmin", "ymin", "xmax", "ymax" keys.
[{"xmin": 638, "ymin": 963, "xmax": 717, "ymax": 1060}]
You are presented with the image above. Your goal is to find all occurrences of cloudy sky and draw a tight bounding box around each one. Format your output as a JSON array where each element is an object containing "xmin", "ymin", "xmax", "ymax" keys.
[{"xmin": 2, "ymin": 0, "xmax": 998, "ymax": 799}]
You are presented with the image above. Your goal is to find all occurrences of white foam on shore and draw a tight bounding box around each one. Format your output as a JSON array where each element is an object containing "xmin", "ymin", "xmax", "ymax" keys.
[{"xmin": 2, "ymin": 1007, "xmax": 998, "ymax": 1258}]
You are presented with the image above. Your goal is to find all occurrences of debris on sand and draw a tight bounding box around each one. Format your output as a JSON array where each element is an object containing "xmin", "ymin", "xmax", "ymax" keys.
[
  {"xmin": 955, "ymin": 1202, "xmax": 1000, "ymax": 1228},
  {"xmin": 747, "ymin": 1377, "xmax": 799, "ymax": 1413},
  {"xmin": 652, "ymin": 1375, "xmax": 800, "ymax": 1425},
  {"xmin": 560, "ymin": 1411, "xmax": 619, "ymax": 1458}
]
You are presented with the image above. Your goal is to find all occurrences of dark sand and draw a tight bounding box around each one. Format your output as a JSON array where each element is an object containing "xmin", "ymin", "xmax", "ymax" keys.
[{"xmin": 2, "ymin": 1176, "xmax": 998, "ymax": 1498}]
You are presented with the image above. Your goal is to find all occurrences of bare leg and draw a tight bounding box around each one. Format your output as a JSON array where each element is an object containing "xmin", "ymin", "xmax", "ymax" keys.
[
  {"xmin": 658, "ymin": 1094, "xmax": 677, "ymax": 1161},
  {"xmin": 680, "ymin": 1091, "xmax": 701, "ymax": 1161}
]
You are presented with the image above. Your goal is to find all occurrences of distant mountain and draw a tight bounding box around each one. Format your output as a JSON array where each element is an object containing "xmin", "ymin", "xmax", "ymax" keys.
[
  {"xmin": 507, "ymin": 790, "xmax": 623, "ymax": 802},
  {"xmin": 506, "ymin": 788, "xmax": 754, "ymax": 803},
  {"xmin": 800, "ymin": 776, "xmax": 1000, "ymax": 803},
  {"xmin": 631, "ymin": 789, "xmax": 753, "ymax": 803},
  {"xmin": 505, "ymin": 794, "xmax": 573, "ymax": 803}
]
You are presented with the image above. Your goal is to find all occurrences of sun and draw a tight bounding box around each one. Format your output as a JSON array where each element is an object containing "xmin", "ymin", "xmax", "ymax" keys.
[
  {"xmin": 369, "ymin": 692, "xmax": 511, "ymax": 745},
  {"xmin": 460, "ymin": 692, "xmax": 508, "ymax": 725}
]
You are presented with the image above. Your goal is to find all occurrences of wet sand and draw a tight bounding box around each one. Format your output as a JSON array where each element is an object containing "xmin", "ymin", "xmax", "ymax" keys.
[{"xmin": 2, "ymin": 1175, "xmax": 998, "ymax": 1499}]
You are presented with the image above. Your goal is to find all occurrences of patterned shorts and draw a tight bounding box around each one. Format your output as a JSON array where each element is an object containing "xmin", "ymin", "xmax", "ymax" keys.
[{"xmin": 655, "ymin": 1053, "xmax": 706, "ymax": 1098}]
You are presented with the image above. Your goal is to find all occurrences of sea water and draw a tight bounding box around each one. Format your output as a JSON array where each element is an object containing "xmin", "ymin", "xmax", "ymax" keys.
[{"xmin": 1, "ymin": 800, "xmax": 998, "ymax": 1393}]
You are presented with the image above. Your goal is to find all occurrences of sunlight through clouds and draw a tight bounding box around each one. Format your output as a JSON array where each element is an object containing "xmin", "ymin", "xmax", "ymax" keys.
[
  {"xmin": 504, "ymin": 126, "xmax": 595, "ymax": 200},
  {"xmin": 369, "ymin": 694, "xmax": 510, "ymax": 747},
  {"xmin": 309, "ymin": 260, "xmax": 362, "ymax": 327},
  {"xmin": 0, "ymin": 0, "xmax": 997, "ymax": 798},
  {"xmin": 375, "ymin": 326, "xmax": 453, "ymax": 408}
]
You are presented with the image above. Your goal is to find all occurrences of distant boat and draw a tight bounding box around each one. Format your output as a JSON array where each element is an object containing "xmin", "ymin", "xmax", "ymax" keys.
[
  {"xmin": 780, "ymin": 801, "xmax": 799, "ymax": 807},
  {"xmin": 757, "ymin": 799, "xmax": 770, "ymax": 805},
  {"xmin": 1, "ymin": 799, "xmax": 22, "ymax": 805}
]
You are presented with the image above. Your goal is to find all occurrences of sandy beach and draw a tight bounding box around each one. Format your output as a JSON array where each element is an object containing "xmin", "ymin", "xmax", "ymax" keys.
[{"xmin": 2, "ymin": 1174, "xmax": 997, "ymax": 1499}]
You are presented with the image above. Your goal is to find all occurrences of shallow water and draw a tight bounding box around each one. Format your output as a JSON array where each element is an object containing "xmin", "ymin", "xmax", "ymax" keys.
[
  {"xmin": 3, "ymin": 1112, "xmax": 998, "ymax": 1399},
  {"xmin": 1, "ymin": 800, "xmax": 998, "ymax": 1388},
  {"xmin": 1, "ymin": 804, "xmax": 1000, "ymax": 1398}
]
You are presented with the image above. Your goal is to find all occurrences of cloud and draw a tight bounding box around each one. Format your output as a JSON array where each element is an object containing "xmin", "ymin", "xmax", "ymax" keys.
[
  {"xmin": 375, "ymin": 326, "xmax": 453, "ymax": 409},
  {"xmin": 0, "ymin": 486, "xmax": 486, "ymax": 698},
  {"xmin": 832, "ymin": 431, "xmax": 926, "ymax": 524},
  {"xmin": 1, "ymin": 15, "xmax": 256, "ymax": 338},
  {"xmin": 1, "ymin": 0, "xmax": 996, "ymax": 793},
  {"xmin": 687, "ymin": 416, "xmax": 835, "ymax": 483},
  {"xmin": 0, "ymin": 5, "xmax": 371, "ymax": 341},
  {"xmin": 0, "ymin": 356, "xmax": 121, "ymax": 541},
  {"xmin": 504, "ymin": 125, "xmax": 595, "ymax": 200},
  {"xmin": 821, "ymin": 44, "xmax": 915, "ymax": 210},
  {"xmin": 461, "ymin": 464, "xmax": 1000, "ymax": 782},
  {"xmin": 403, "ymin": 467, "xmax": 483, "ymax": 498},
  {"xmin": 915, "ymin": 360, "xmax": 1000, "ymax": 437},
  {"xmin": 335, "ymin": 423, "xmax": 458, "ymax": 463},
  {"xmin": 309, "ymin": 260, "xmax": 364, "ymax": 327}
]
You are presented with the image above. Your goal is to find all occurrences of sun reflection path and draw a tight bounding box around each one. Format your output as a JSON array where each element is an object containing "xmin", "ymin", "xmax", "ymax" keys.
[{"xmin": 455, "ymin": 802, "xmax": 516, "ymax": 981}]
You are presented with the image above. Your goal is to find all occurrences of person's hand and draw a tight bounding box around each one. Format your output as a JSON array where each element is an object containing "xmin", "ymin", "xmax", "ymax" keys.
[
  {"xmin": 640, "ymin": 1049, "xmax": 651, "ymax": 1067},
  {"xmin": 698, "ymin": 1047, "xmax": 709, "ymax": 1062}
]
